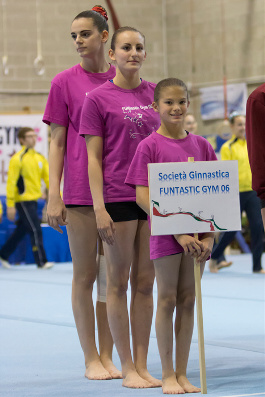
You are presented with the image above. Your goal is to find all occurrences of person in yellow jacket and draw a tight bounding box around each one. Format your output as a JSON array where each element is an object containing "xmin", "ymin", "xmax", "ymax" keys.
[
  {"xmin": 0, "ymin": 200, "xmax": 2, "ymax": 223},
  {"xmin": 0, "ymin": 127, "xmax": 53, "ymax": 269},
  {"xmin": 209, "ymin": 112, "xmax": 264, "ymax": 274}
]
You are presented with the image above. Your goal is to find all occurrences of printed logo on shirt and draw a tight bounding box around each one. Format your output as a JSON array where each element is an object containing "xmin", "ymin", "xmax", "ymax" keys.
[
  {"xmin": 85, "ymin": 92, "xmax": 90, "ymax": 96},
  {"xmin": 125, "ymin": 113, "xmax": 143, "ymax": 127},
  {"xmin": 121, "ymin": 104, "xmax": 157, "ymax": 139},
  {"xmin": 38, "ymin": 161, "xmax": 43, "ymax": 169}
]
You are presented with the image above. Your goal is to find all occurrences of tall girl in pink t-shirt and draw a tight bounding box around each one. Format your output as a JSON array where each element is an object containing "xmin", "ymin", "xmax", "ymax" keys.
[
  {"xmin": 81, "ymin": 27, "xmax": 161, "ymax": 389},
  {"xmin": 43, "ymin": 6, "xmax": 121, "ymax": 381},
  {"xmin": 126, "ymin": 78, "xmax": 216, "ymax": 394}
]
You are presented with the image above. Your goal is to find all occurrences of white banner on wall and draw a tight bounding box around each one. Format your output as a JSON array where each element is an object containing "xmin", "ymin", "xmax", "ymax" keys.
[
  {"xmin": 200, "ymin": 83, "xmax": 247, "ymax": 120},
  {"xmin": 148, "ymin": 160, "xmax": 241, "ymax": 236},
  {"xmin": 0, "ymin": 114, "xmax": 48, "ymax": 195}
]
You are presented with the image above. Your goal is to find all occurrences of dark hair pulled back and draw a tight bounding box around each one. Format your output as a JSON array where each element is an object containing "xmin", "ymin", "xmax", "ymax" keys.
[
  {"xmin": 73, "ymin": 5, "xmax": 109, "ymax": 32},
  {"xmin": 110, "ymin": 26, "xmax": 145, "ymax": 51},
  {"xmin": 154, "ymin": 78, "xmax": 189, "ymax": 103}
]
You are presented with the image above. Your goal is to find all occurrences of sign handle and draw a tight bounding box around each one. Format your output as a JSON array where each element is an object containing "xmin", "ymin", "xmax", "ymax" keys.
[{"xmin": 188, "ymin": 157, "xmax": 207, "ymax": 394}]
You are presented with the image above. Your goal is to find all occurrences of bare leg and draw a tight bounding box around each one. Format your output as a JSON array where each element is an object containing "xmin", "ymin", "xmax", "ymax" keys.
[
  {"xmin": 96, "ymin": 301, "xmax": 122, "ymax": 378},
  {"xmin": 96, "ymin": 241, "xmax": 122, "ymax": 379},
  {"xmin": 104, "ymin": 220, "xmax": 152, "ymax": 388},
  {"xmin": 175, "ymin": 255, "xmax": 205, "ymax": 393},
  {"xmin": 154, "ymin": 254, "xmax": 185, "ymax": 394},
  {"xmin": 130, "ymin": 220, "xmax": 162, "ymax": 387},
  {"xmin": 67, "ymin": 207, "xmax": 111, "ymax": 380}
]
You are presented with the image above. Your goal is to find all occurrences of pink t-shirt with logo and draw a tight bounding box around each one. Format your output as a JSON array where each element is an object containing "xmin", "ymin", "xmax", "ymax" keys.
[
  {"xmin": 125, "ymin": 131, "xmax": 218, "ymax": 259},
  {"xmin": 43, "ymin": 64, "xmax": 116, "ymax": 205},
  {"xmin": 79, "ymin": 79, "xmax": 160, "ymax": 202}
]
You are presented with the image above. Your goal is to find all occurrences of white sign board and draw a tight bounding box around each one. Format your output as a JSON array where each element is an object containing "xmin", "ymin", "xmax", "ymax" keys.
[
  {"xmin": 0, "ymin": 114, "xmax": 48, "ymax": 195},
  {"xmin": 148, "ymin": 160, "xmax": 241, "ymax": 236}
]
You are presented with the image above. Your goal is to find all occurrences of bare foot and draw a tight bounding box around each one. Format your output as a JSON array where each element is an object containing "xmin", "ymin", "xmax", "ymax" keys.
[
  {"xmin": 122, "ymin": 371, "xmax": 152, "ymax": 388},
  {"xmin": 85, "ymin": 360, "xmax": 112, "ymax": 380},
  {"xmin": 100, "ymin": 357, "xmax": 122, "ymax": 379},
  {"xmin": 177, "ymin": 375, "xmax": 201, "ymax": 393},
  {"xmin": 162, "ymin": 375, "xmax": 185, "ymax": 394},
  {"xmin": 137, "ymin": 368, "xmax": 162, "ymax": 387},
  {"xmin": 253, "ymin": 269, "xmax": 265, "ymax": 274},
  {"xmin": 217, "ymin": 260, "xmax": 233, "ymax": 270}
]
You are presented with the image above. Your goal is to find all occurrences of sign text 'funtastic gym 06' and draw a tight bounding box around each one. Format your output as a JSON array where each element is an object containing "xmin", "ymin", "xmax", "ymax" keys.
[{"xmin": 148, "ymin": 160, "xmax": 241, "ymax": 236}]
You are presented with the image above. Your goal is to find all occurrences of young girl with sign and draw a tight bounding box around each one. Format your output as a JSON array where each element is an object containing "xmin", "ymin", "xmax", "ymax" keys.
[
  {"xmin": 126, "ymin": 78, "xmax": 217, "ymax": 394},
  {"xmin": 43, "ymin": 6, "xmax": 121, "ymax": 380},
  {"xmin": 80, "ymin": 27, "xmax": 161, "ymax": 388}
]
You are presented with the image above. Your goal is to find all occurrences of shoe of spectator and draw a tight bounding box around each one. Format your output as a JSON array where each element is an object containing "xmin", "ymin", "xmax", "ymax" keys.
[
  {"xmin": 253, "ymin": 268, "xmax": 265, "ymax": 274},
  {"xmin": 38, "ymin": 262, "xmax": 54, "ymax": 269},
  {"xmin": 0, "ymin": 257, "xmax": 12, "ymax": 269}
]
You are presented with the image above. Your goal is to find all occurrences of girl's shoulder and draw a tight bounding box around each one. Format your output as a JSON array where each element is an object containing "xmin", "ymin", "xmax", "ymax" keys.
[
  {"xmin": 189, "ymin": 133, "xmax": 213, "ymax": 146},
  {"xmin": 84, "ymin": 80, "xmax": 113, "ymax": 101},
  {"xmin": 187, "ymin": 134, "xmax": 217, "ymax": 157},
  {"xmin": 51, "ymin": 64, "xmax": 115, "ymax": 87},
  {"xmin": 140, "ymin": 80, "xmax": 156, "ymax": 93},
  {"xmin": 143, "ymin": 80, "xmax": 156, "ymax": 88},
  {"xmin": 51, "ymin": 64, "xmax": 81, "ymax": 85},
  {"xmin": 137, "ymin": 132, "xmax": 158, "ymax": 152}
]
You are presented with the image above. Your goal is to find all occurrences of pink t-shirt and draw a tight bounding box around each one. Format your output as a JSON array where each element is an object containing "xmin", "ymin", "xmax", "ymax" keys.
[
  {"xmin": 43, "ymin": 63, "xmax": 116, "ymax": 205},
  {"xmin": 79, "ymin": 79, "xmax": 160, "ymax": 202},
  {"xmin": 125, "ymin": 131, "xmax": 218, "ymax": 260}
]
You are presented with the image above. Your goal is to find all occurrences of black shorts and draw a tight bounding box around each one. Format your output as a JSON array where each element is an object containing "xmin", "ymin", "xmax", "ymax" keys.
[
  {"xmin": 105, "ymin": 201, "xmax": 147, "ymax": 222},
  {"xmin": 65, "ymin": 204, "xmax": 92, "ymax": 208}
]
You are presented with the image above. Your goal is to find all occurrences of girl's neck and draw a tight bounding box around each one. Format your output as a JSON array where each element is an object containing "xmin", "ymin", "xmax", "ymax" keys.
[
  {"xmin": 157, "ymin": 122, "xmax": 187, "ymax": 140},
  {"xmin": 80, "ymin": 55, "xmax": 110, "ymax": 74},
  {"xmin": 113, "ymin": 68, "xmax": 142, "ymax": 89},
  {"xmin": 234, "ymin": 134, "xmax": 246, "ymax": 141}
]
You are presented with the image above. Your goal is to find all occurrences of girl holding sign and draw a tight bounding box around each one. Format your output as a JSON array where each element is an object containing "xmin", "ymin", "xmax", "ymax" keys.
[
  {"xmin": 126, "ymin": 78, "xmax": 217, "ymax": 394},
  {"xmin": 80, "ymin": 27, "xmax": 161, "ymax": 388}
]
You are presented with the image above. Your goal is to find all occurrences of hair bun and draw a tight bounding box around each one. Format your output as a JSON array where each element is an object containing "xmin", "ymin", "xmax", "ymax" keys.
[{"xmin": 92, "ymin": 5, "xmax": 108, "ymax": 21}]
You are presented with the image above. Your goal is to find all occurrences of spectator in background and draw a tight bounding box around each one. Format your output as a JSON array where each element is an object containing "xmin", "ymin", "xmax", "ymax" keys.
[
  {"xmin": 246, "ymin": 83, "xmax": 265, "ymax": 230},
  {"xmin": 209, "ymin": 112, "xmax": 264, "ymax": 274},
  {"xmin": 0, "ymin": 127, "xmax": 53, "ymax": 270},
  {"xmin": 184, "ymin": 114, "xmax": 233, "ymax": 269},
  {"xmin": 184, "ymin": 113, "xmax": 198, "ymax": 135}
]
